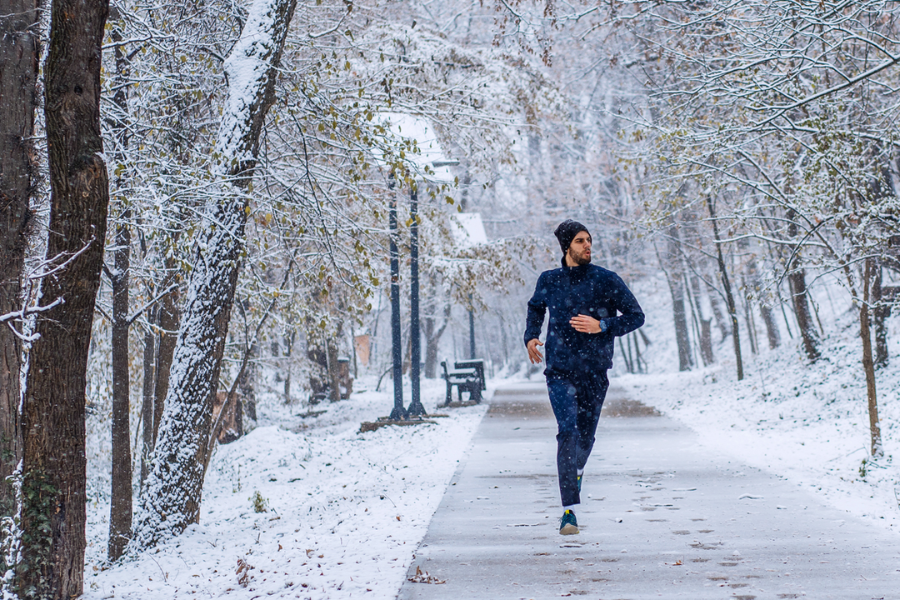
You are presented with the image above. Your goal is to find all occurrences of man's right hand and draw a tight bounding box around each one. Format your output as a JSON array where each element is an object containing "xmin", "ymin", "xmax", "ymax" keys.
[{"xmin": 526, "ymin": 339, "xmax": 544, "ymax": 364}]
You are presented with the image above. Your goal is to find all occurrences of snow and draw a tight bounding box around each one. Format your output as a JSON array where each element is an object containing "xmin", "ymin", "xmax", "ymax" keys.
[
  {"xmin": 450, "ymin": 213, "xmax": 487, "ymax": 248},
  {"xmin": 83, "ymin": 378, "xmax": 489, "ymax": 599},
  {"xmin": 84, "ymin": 263, "xmax": 900, "ymax": 598},
  {"xmin": 216, "ymin": 0, "xmax": 286, "ymax": 167},
  {"xmin": 615, "ymin": 273, "xmax": 900, "ymax": 533},
  {"xmin": 372, "ymin": 113, "xmax": 456, "ymax": 184}
]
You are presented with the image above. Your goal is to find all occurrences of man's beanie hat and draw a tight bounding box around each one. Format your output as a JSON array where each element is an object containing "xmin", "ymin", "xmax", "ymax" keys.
[{"xmin": 554, "ymin": 219, "xmax": 590, "ymax": 254}]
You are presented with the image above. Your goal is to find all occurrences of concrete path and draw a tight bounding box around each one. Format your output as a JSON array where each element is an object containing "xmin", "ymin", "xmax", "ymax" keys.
[{"xmin": 399, "ymin": 381, "xmax": 900, "ymax": 600}]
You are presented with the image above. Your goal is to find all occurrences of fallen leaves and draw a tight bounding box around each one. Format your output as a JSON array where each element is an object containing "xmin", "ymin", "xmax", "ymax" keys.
[
  {"xmin": 407, "ymin": 566, "xmax": 445, "ymax": 584},
  {"xmin": 236, "ymin": 558, "xmax": 253, "ymax": 587}
]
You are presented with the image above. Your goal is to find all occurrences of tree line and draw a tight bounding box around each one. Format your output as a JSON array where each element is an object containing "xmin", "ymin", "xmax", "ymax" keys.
[{"xmin": 494, "ymin": 0, "xmax": 900, "ymax": 457}]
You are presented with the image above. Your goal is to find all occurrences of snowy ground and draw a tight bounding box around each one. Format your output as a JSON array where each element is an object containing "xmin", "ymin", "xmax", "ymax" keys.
[
  {"xmin": 82, "ymin": 377, "xmax": 489, "ymax": 600},
  {"xmin": 616, "ymin": 352, "xmax": 900, "ymax": 534},
  {"xmin": 614, "ymin": 273, "xmax": 900, "ymax": 535},
  {"xmin": 80, "ymin": 272, "xmax": 900, "ymax": 598}
]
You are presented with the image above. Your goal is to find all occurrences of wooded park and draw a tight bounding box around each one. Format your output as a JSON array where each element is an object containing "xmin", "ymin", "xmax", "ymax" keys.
[{"xmin": 2, "ymin": 0, "xmax": 900, "ymax": 598}]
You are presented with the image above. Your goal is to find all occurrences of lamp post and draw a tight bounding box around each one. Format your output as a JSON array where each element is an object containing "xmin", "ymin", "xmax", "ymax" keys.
[
  {"xmin": 388, "ymin": 175, "xmax": 407, "ymax": 421},
  {"xmin": 407, "ymin": 159, "xmax": 458, "ymax": 417},
  {"xmin": 407, "ymin": 183, "xmax": 425, "ymax": 416},
  {"xmin": 468, "ymin": 295, "xmax": 476, "ymax": 359}
]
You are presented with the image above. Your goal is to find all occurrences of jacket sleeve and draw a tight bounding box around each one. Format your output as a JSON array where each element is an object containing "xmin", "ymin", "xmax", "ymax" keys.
[
  {"xmin": 524, "ymin": 273, "xmax": 548, "ymax": 345},
  {"xmin": 601, "ymin": 274, "xmax": 644, "ymax": 337}
]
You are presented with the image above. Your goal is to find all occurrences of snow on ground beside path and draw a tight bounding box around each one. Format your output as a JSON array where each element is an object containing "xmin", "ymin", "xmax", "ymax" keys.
[
  {"xmin": 611, "ymin": 271, "xmax": 900, "ymax": 534},
  {"xmin": 616, "ymin": 313, "xmax": 900, "ymax": 534},
  {"xmin": 82, "ymin": 377, "xmax": 488, "ymax": 599}
]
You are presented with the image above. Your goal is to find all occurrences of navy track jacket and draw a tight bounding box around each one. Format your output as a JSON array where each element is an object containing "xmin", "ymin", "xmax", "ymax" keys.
[{"xmin": 524, "ymin": 263, "xmax": 645, "ymax": 372}]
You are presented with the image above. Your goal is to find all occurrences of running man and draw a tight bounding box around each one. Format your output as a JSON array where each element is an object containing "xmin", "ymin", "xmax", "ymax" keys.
[{"xmin": 525, "ymin": 220, "xmax": 645, "ymax": 535}]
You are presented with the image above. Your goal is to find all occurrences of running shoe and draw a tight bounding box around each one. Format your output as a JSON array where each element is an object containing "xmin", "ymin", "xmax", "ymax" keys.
[{"xmin": 559, "ymin": 509, "xmax": 579, "ymax": 535}]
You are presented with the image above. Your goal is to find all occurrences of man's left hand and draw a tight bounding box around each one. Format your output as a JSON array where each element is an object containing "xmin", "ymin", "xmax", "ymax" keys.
[{"xmin": 570, "ymin": 314, "xmax": 603, "ymax": 334}]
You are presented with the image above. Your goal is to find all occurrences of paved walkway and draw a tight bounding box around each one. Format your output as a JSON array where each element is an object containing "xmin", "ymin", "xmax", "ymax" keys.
[{"xmin": 399, "ymin": 381, "xmax": 900, "ymax": 600}]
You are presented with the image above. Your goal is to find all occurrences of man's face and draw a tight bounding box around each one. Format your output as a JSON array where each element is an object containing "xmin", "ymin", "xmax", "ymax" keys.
[{"xmin": 567, "ymin": 231, "xmax": 592, "ymax": 266}]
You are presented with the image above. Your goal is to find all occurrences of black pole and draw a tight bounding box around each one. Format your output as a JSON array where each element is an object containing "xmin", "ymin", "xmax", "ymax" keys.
[
  {"xmin": 408, "ymin": 185, "xmax": 425, "ymax": 416},
  {"xmin": 389, "ymin": 183, "xmax": 407, "ymax": 420},
  {"xmin": 468, "ymin": 294, "xmax": 476, "ymax": 359}
]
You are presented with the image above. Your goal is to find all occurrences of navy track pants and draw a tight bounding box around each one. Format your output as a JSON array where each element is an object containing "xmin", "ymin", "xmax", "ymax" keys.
[{"xmin": 545, "ymin": 368, "xmax": 609, "ymax": 507}]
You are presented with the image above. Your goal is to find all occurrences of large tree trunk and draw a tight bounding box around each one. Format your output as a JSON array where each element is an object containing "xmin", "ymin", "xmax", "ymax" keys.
[
  {"xmin": 689, "ymin": 273, "xmax": 715, "ymax": 365},
  {"xmin": 134, "ymin": 0, "xmax": 298, "ymax": 548},
  {"xmin": 107, "ymin": 14, "xmax": 132, "ymax": 561},
  {"xmin": 707, "ymin": 197, "xmax": 743, "ymax": 381},
  {"xmin": 282, "ymin": 331, "xmax": 294, "ymax": 403},
  {"xmin": 860, "ymin": 258, "xmax": 882, "ymax": 457},
  {"xmin": 786, "ymin": 216, "xmax": 819, "ymax": 361},
  {"xmin": 18, "ymin": 0, "xmax": 110, "ymax": 595},
  {"xmin": 662, "ymin": 231, "xmax": 692, "ymax": 371},
  {"xmin": 759, "ymin": 302, "xmax": 781, "ymax": 350},
  {"xmin": 238, "ymin": 336, "xmax": 259, "ymax": 417},
  {"xmin": 0, "ymin": 0, "xmax": 39, "ymax": 550},
  {"xmin": 788, "ymin": 268, "xmax": 819, "ymax": 361},
  {"xmin": 108, "ymin": 212, "xmax": 131, "ymax": 561},
  {"xmin": 872, "ymin": 263, "xmax": 889, "ymax": 368},
  {"xmin": 707, "ymin": 282, "xmax": 731, "ymax": 341},
  {"xmin": 140, "ymin": 309, "xmax": 155, "ymax": 486},
  {"xmin": 153, "ymin": 262, "xmax": 180, "ymax": 447},
  {"xmin": 423, "ymin": 295, "xmax": 450, "ymax": 379},
  {"xmin": 741, "ymin": 278, "xmax": 758, "ymax": 355}
]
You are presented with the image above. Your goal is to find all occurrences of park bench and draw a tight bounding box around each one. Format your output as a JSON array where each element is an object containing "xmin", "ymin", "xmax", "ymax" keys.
[
  {"xmin": 440, "ymin": 359, "xmax": 483, "ymax": 405},
  {"xmin": 453, "ymin": 359, "xmax": 486, "ymax": 392}
]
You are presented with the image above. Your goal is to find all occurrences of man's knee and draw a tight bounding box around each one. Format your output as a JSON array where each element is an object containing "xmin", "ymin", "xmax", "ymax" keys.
[{"xmin": 556, "ymin": 427, "xmax": 577, "ymax": 442}]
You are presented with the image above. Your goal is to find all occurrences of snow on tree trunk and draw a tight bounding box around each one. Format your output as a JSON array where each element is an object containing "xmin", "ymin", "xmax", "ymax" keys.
[
  {"xmin": 152, "ymin": 258, "xmax": 180, "ymax": 448},
  {"xmin": 133, "ymin": 0, "xmax": 297, "ymax": 548},
  {"xmin": 18, "ymin": 0, "xmax": 111, "ymax": 595}
]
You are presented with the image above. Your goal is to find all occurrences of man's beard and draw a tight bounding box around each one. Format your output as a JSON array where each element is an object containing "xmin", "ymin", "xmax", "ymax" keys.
[{"xmin": 568, "ymin": 249, "xmax": 591, "ymax": 266}]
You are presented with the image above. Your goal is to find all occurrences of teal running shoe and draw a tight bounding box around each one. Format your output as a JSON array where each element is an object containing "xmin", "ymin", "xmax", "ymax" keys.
[
  {"xmin": 577, "ymin": 473, "xmax": 583, "ymax": 493},
  {"xmin": 559, "ymin": 509, "xmax": 579, "ymax": 535}
]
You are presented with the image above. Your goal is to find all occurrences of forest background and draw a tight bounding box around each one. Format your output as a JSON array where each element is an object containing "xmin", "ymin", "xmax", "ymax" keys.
[{"xmin": 2, "ymin": 0, "xmax": 900, "ymax": 597}]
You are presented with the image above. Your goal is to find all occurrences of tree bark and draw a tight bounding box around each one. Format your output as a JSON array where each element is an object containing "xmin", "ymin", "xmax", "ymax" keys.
[
  {"xmin": 860, "ymin": 258, "xmax": 882, "ymax": 457},
  {"xmin": 134, "ymin": 0, "xmax": 298, "ymax": 548},
  {"xmin": 140, "ymin": 309, "xmax": 155, "ymax": 486},
  {"xmin": 707, "ymin": 283, "xmax": 731, "ymax": 341},
  {"xmin": 18, "ymin": 0, "xmax": 110, "ymax": 595},
  {"xmin": 663, "ymin": 231, "xmax": 692, "ymax": 371},
  {"xmin": 282, "ymin": 331, "xmax": 294, "ymax": 404},
  {"xmin": 107, "ymin": 15, "xmax": 132, "ymax": 561},
  {"xmin": 759, "ymin": 302, "xmax": 780, "ymax": 350},
  {"xmin": 786, "ymin": 216, "xmax": 819, "ymax": 361},
  {"xmin": 0, "ymin": 0, "xmax": 39, "ymax": 551},
  {"xmin": 688, "ymin": 273, "xmax": 715, "ymax": 364},
  {"xmin": 423, "ymin": 298, "xmax": 450, "ymax": 379},
  {"xmin": 787, "ymin": 268, "xmax": 819, "ymax": 361},
  {"xmin": 741, "ymin": 278, "xmax": 758, "ymax": 355},
  {"xmin": 152, "ymin": 264, "xmax": 179, "ymax": 448},
  {"xmin": 706, "ymin": 196, "xmax": 743, "ymax": 381},
  {"xmin": 108, "ymin": 211, "xmax": 131, "ymax": 561},
  {"xmin": 872, "ymin": 263, "xmax": 888, "ymax": 368}
]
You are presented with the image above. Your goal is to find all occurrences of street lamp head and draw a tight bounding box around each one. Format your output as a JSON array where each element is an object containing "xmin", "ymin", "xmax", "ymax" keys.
[{"xmin": 431, "ymin": 159, "xmax": 459, "ymax": 168}]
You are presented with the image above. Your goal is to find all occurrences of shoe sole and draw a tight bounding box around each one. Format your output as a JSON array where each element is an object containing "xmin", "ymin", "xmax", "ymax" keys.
[{"xmin": 559, "ymin": 523, "xmax": 579, "ymax": 535}]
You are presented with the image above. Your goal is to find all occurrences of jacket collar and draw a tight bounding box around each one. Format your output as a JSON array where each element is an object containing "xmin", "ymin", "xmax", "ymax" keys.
[{"xmin": 561, "ymin": 257, "xmax": 591, "ymax": 272}]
